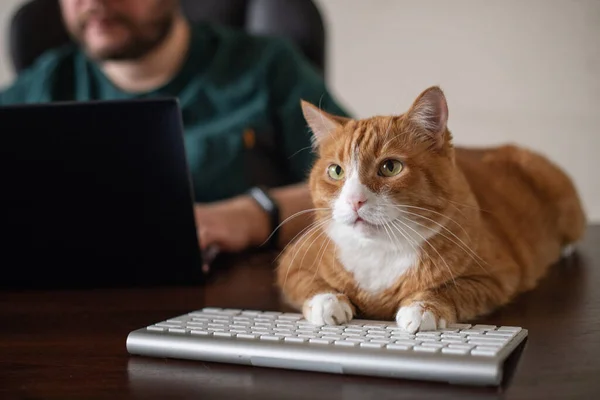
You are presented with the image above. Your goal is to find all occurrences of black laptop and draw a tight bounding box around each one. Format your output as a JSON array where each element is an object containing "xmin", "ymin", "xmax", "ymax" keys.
[{"xmin": 0, "ymin": 98, "xmax": 205, "ymax": 288}]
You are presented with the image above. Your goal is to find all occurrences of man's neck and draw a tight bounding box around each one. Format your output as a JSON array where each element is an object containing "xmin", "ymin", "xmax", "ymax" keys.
[{"xmin": 100, "ymin": 16, "xmax": 191, "ymax": 93}]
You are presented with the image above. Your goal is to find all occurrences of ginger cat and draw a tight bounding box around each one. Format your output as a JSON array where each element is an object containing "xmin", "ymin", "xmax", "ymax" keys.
[{"xmin": 276, "ymin": 86, "xmax": 586, "ymax": 333}]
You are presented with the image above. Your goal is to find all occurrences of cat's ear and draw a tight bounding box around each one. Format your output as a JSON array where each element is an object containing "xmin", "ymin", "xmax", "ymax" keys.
[
  {"xmin": 406, "ymin": 86, "xmax": 449, "ymax": 146},
  {"xmin": 301, "ymin": 100, "xmax": 348, "ymax": 147}
]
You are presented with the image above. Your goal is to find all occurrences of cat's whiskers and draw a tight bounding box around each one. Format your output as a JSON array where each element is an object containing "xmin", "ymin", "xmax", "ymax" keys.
[
  {"xmin": 377, "ymin": 215, "xmax": 426, "ymax": 285},
  {"xmin": 282, "ymin": 217, "xmax": 331, "ymax": 288},
  {"xmin": 393, "ymin": 217, "xmax": 457, "ymax": 288},
  {"xmin": 392, "ymin": 203, "xmax": 472, "ymax": 241},
  {"xmin": 288, "ymin": 145, "xmax": 314, "ymax": 159},
  {"xmin": 309, "ymin": 234, "xmax": 332, "ymax": 286},
  {"xmin": 267, "ymin": 207, "xmax": 331, "ymax": 251},
  {"xmin": 389, "ymin": 220, "xmax": 436, "ymax": 288},
  {"xmin": 298, "ymin": 222, "xmax": 331, "ymax": 272},
  {"xmin": 392, "ymin": 207, "xmax": 490, "ymax": 275}
]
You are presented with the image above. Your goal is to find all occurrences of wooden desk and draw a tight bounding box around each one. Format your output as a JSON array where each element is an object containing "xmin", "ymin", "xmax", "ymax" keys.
[{"xmin": 1, "ymin": 226, "xmax": 599, "ymax": 399}]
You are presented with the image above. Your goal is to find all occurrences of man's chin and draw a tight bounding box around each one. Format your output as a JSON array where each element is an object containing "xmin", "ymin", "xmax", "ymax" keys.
[{"xmin": 85, "ymin": 43, "xmax": 145, "ymax": 62}]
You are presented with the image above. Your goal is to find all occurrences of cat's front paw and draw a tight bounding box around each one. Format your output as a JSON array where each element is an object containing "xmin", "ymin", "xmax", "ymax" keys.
[
  {"xmin": 396, "ymin": 302, "xmax": 447, "ymax": 333},
  {"xmin": 303, "ymin": 293, "xmax": 353, "ymax": 325}
]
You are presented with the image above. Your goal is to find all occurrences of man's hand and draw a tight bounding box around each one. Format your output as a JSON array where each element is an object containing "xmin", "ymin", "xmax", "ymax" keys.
[
  {"xmin": 194, "ymin": 195, "xmax": 270, "ymax": 253},
  {"xmin": 193, "ymin": 183, "xmax": 314, "ymax": 272}
]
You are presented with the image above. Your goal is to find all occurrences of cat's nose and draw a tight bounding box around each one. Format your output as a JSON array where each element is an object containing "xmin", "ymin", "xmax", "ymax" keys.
[{"xmin": 348, "ymin": 197, "xmax": 367, "ymax": 212}]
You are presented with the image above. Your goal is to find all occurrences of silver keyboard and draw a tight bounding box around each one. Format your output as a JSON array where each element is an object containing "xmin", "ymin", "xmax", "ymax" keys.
[{"xmin": 126, "ymin": 307, "xmax": 528, "ymax": 386}]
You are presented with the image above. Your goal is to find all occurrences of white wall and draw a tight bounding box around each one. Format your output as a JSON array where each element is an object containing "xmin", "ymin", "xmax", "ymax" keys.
[{"xmin": 1, "ymin": 0, "xmax": 599, "ymax": 221}]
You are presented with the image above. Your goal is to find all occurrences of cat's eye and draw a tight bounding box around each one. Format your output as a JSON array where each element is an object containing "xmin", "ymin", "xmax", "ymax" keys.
[
  {"xmin": 327, "ymin": 164, "xmax": 345, "ymax": 180},
  {"xmin": 378, "ymin": 159, "xmax": 403, "ymax": 177}
]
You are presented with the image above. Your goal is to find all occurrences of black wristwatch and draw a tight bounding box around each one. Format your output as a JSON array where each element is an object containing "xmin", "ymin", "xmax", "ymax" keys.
[{"xmin": 247, "ymin": 186, "xmax": 280, "ymax": 248}]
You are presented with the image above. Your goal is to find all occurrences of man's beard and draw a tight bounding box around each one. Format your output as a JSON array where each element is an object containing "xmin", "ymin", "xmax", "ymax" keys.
[{"xmin": 73, "ymin": 7, "xmax": 175, "ymax": 61}]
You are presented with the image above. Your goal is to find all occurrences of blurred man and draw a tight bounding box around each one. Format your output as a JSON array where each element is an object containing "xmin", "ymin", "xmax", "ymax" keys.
[{"xmin": 0, "ymin": 0, "xmax": 349, "ymax": 269}]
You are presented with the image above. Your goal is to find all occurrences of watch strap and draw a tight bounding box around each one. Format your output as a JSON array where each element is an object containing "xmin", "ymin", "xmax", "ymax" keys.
[{"xmin": 247, "ymin": 186, "xmax": 280, "ymax": 248}]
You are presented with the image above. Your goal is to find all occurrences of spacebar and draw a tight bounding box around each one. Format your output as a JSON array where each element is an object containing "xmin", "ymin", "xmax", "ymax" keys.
[{"xmin": 250, "ymin": 356, "xmax": 343, "ymax": 374}]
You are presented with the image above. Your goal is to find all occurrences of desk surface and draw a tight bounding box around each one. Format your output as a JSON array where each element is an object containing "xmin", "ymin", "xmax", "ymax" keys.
[{"xmin": 1, "ymin": 226, "xmax": 599, "ymax": 399}]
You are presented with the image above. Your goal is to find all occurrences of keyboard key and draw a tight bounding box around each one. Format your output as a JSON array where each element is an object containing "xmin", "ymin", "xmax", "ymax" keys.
[
  {"xmin": 413, "ymin": 346, "xmax": 439, "ymax": 353},
  {"xmin": 156, "ymin": 323, "xmax": 182, "ymax": 328},
  {"xmin": 168, "ymin": 328, "xmax": 188, "ymax": 334},
  {"xmin": 230, "ymin": 324, "xmax": 250, "ymax": 330},
  {"xmin": 360, "ymin": 342, "xmax": 384, "ymax": 349},
  {"xmin": 467, "ymin": 337, "xmax": 507, "ymax": 345},
  {"xmin": 439, "ymin": 328, "xmax": 460, "ymax": 333},
  {"xmin": 321, "ymin": 335, "xmax": 343, "ymax": 341},
  {"xmin": 441, "ymin": 333, "xmax": 465, "ymax": 339},
  {"xmin": 345, "ymin": 337, "xmax": 366, "ymax": 342},
  {"xmin": 498, "ymin": 326, "xmax": 522, "ymax": 333},
  {"xmin": 167, "ymin": 318, "xmax": 188, "ymax": 323},
  {"xmin": 276, "ymin": 323, "xmax": 295, "ymax": 329},
  {"xmin": 367, "ymin": 339, "xmax": 391, "ymax": 344},
  {"xmin": 335, "ymin": 340, "xmax": 357, "ymax": 347},
  {"xmin": 365, "ymin": 334, "xmax": 386, "ymax": 339},
  {"xmin": 310, "ymin": 338, "xmax": 333, "ymax": 345},
  {"xmin": 448, "ymin": 344, "xmax": 475, "ymax": 350},
  {"xmin": 367, "ymin": 329, "xmax": 388, "ymax": 335},
  {"xmin": 442, "ymin": 347, "xmax": 470, "ymax": 355},
  {"xmin": 214, "ymin": 332, "xmax": 233, "ymax": 338},
  {"xmin": 321, "ymin": 328, "xmax": 344, "ymax": 334},
  {"xmin": 416, "ymin": 332, "xmax": 441, "ymax": 337},
  {"xmin": 342, "ymin": 333, "xmax": 364, "ymax": 338},
  {"xmin": 207, "ymin": 328, "xmax": 225, "ymax": 332},
  {"xmin": 386, "ymin": 344, "xmax": 410, "ymax": 351},
  {"xmin": 263, "ymin": 311, "xmax": 282, "ymax": 316},
  {"xmin": 344, "ymin": 328, "xmax": 364, "ymax": 333},
  {"xmin": 147, "ymin": 326, "xmax": 165, "ymax": 332},
  {"xmin": 298, "ymin": 324, "xmax": 319, "ymax": 330},
  {"xmin": 260, "ymin": 335, "xmax": 282, "ymax": 341},
  {"xmin": 394, "ymin": 340, "xmax": 420, "ymax": 346},
  {"xmin": 284, "ymin": 337, "xmax": 307, "ymax": 343},
  {"xmin": 460, "ymin": 329, "xmax": 485, "ymax": 335},
  {"xmin": 472, "ymin": 325, "xmax": 497, "ymax": 331},
  {"xmin": 190, "ymin": 330, "xmax": 211, "ymax": 336},
  {"xmin": 275, "ymin": 333, "xmax": 293, "ymax": 337},
  {"xmin": 241, "ymin": 310, "xmax": 262, "ymax": 316},
  {"xmin": 471, "ymin": 347, "xmax": 500, "ymax": 356},
  {"xmin": 441, "ymin": 339, "xmax": 465, "ymax": 344},
  {"xmin": 278, "ymin": 313, "xmax": 303, "ymax": 321},
  {"xmin": 252, "ymin": 326, "xmax": 270, "ymax": 331},
  {"xmin": 236, "ymin": 333, "xmax": 259, "ymax": 340},
  {"xmin": 419, "ymin": 337, "xmax": 441, "ymax": 343},
  {"xmin": 202, "ymin": 308, "xmax": 222, "ymax": 313},
  {"xmin": 390, "ymin": 334, "xmax": 416, "ymax": 340},
  {"xmin": 298, "ymin": 334, "xmax": 318, "ymax": 339},
  {"xmin": 422, "ymin": 342, "xmax": 445, "ymax": 348}
]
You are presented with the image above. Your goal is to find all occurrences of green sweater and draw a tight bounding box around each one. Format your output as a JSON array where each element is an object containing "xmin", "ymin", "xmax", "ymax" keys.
[{"xmin": 0, "ymin": 22, "xmax": 349, "ymax": 202}]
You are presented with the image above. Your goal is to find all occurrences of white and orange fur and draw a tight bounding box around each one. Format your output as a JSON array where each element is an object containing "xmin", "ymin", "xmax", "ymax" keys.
[{"xmin": 276, "ymin": 86, "xmax": 586, "ymax": 333}]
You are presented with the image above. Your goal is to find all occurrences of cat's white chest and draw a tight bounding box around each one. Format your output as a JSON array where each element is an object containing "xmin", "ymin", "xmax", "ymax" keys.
[{"xmin": 335, "ymin": 238, "xmax": 417, "ymax": 294}]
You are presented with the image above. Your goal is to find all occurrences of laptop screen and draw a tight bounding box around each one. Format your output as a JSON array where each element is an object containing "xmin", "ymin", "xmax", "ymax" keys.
[{"xmin": 0, "ymin": 99, "xmax": 204, "ymax": 288}]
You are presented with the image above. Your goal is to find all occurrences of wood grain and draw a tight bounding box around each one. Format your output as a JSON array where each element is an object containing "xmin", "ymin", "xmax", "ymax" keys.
[{"xmin": 1, "ymin": 226, "xmax": 599, "ymax": 399}]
